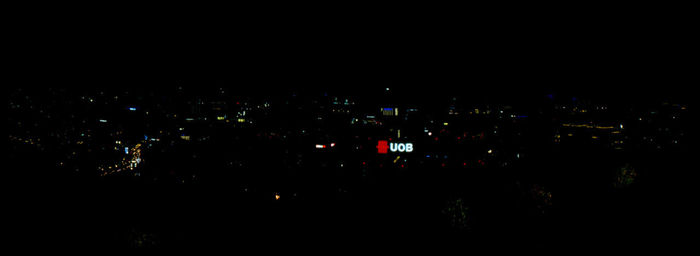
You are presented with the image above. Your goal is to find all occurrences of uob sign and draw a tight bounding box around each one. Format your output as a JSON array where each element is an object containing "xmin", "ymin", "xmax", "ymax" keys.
[{"xmin": 377, "ymin": 140, "xmax": 413, "ymax": 154}]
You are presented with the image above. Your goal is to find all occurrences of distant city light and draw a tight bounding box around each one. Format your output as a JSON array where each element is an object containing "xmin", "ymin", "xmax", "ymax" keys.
[
  {"xmin": 124, "ymin": 147, "xmax": 129, "ymax": 154},
  {"xmin": 128, "ymin": 107, "xmax": 137, "ymax": 111},
  {"xmin": 99, "ymin": 119, "xmax": 108, "ymax": 123},
  {"xmin": 487, "ymin": 149, "xmax": 492, "ymax": 154},
  {"xmin": 315, "ymin": 144, "xmax": 326, "ymax": 149}
]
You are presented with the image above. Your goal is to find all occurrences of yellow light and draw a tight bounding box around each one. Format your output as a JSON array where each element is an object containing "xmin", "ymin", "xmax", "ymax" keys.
[
  {"xmin": 237, "ymin": 118, "xmax": 245, "ymax": 123},
  {"xmin": 443, "ymin": 122, "xmax": 449, "ymax": 126},
  {"xmin": 275, "ymin": 194, "xmax": 280, "ymax": 200},
  {"xmin": 217, "ymin": 116, "xmax": 225, "ymax": 120}
]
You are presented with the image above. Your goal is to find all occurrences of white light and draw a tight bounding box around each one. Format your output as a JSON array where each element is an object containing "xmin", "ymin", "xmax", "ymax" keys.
[
  {"xmin": 428, "ymin": 132, "xmax": 432, "ymax": 136},
  {"xmin": 389, "ymin": 143, "xmax": 414, "ymax": 153},
  {"xmin": 330, "ymin": 143, "xmax": 336, "ymax": 147},
  {"xmin": 315, "ymin": 144, "xmax": 326, "ymax": 149},
  {"xmin": 487, "ymin": 149, "xmax": 493, "ymax": 154},
  {"xmin": 128, "ymin": 107, "xmax": 136, "ymax": 111}
]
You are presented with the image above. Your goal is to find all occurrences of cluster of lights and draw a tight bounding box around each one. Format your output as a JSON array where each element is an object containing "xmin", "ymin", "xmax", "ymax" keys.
[
  {"xmin": 100, "ymin": 142, "xmax": 145, "ymax": 176},
  {"xmin": 315, "ymin": 143, "xmax": 336, "ymax": 149}
]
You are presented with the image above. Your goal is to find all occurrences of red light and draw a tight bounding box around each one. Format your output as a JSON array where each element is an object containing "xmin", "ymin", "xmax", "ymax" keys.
[
  {"xmin": 441, "ymin": 163, "xmax": 446, "ymax": 167},
  {"xmin": 434, "ymin": 137, "xmax": 439, "ymax": 141},
  {"xmin": 401, "ymin": 164, "xmax": 405, "ymax": 168},
  {"xmin": 376, "ymin": 140, "xmax": 389, "ymax": 154}
]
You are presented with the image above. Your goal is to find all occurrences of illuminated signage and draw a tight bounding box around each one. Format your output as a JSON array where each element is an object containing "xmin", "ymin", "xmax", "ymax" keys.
[
  {"xmin": 377, "ymin": 140, "xmax": 413, "ymax": 154},
  {"xmin": 377, "ymin": 140, "xmax": 389, "ymax": 154},
  {"xmin": 391, "ymin": 142, "xmax": 413, "ymax": 152}
]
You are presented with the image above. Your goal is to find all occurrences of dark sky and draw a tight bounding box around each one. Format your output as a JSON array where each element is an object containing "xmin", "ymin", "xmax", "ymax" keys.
[{"xmin": 17, "ymin": 11, "xmax": 693, "ymax": 104}]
